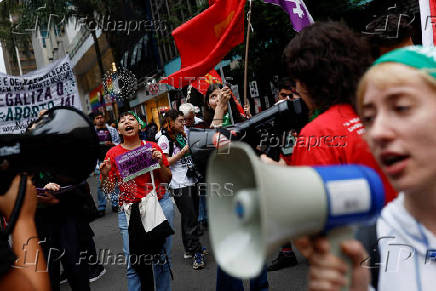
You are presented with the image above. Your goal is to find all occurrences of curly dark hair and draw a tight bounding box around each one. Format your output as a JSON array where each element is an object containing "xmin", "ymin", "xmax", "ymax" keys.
[
  {"xmin": 203, "ymin": 83, "xmax": 246, "ymax": 126},
  {"xmin": 283, "ymin": 21, "xmax": 372, "ymax": 113}
]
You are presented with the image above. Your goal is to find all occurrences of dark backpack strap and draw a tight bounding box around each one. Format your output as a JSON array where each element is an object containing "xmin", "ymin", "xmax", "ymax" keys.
[
  {"xmin": 355, "ymin": 223, "xmax": 380, "ymax": 290},
  {"xmin": 168, "ymin": 138, "xmax": 174, "ymax": 157},
  {"xmin": 162, "ymin": 133, "xmax": 175, "ymax": 157}
]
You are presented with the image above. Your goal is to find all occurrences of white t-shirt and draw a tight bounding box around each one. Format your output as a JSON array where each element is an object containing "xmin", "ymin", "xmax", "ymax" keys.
[
  {"xmin": 157, "ymin": 134, "xmax": 196, "ymax": 189},
  {"xmin": 375, "ymin": 193, "xmax": 436, "ymax": 291}
]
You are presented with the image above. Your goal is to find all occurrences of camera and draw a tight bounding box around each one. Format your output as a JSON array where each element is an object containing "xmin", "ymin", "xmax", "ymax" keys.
[
  {"xmin": 187, "ymin": 98, "xmax": 309, "ymax": 172},
  {"xmin": 0, "ymin": 107, "xmax": 99, "ymax": 235}
]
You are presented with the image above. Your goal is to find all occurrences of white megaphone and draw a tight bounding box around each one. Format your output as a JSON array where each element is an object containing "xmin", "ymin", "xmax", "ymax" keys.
[{"xmin": 207, "ymin": 142, "xmax": 385, "ymax": 281}]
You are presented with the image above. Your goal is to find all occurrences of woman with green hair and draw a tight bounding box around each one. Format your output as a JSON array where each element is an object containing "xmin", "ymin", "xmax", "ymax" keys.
[{"xmin": 297, "ymin": 46, "xmax": 436, "ymax": 291}]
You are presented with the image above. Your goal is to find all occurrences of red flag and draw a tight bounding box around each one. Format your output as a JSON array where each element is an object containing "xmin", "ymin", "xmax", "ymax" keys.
[
  {"xmin": 191, "ymin": 69, "xmax": 222, "ymax": 95},
  {"xmin": 420, "ymin": 0, "xmax": 436, "ymax": 46},
  {"xmin": 231, "ymin": 91, "xmax": 246, "ymax": 118},
  {"xmin": 430, "ymin": 0, "xmax": 436, "ymax": 45},
  {"xmin": 161, "ymin": 0, "xmax": 246, "ymax": 88},
  {"xmin": 191, "ymin": 69, "xmax": 246, "ymax": 118}
]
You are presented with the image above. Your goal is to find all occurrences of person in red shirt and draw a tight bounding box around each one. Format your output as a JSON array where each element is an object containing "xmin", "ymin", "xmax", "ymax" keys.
[
  {"xmin": 281, "ymin": 21, "xmax": 397, "ymax": 204},
  {"xmin": 100, "ymin": 111, "xmax": 172, "ymax": 291},
  {"xmin": 100, "ymin": 112, "xmax": 171, "ymax": 202}
]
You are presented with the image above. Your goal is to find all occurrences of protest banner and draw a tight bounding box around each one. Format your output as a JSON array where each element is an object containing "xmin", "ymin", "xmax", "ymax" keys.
[
  {"xmin": 115, "ymin": 143, "xmax": 160, "ymax": 182},
  {"xmin": 0, "ymin": 56, "xmax": 82, "ymax": 134}
]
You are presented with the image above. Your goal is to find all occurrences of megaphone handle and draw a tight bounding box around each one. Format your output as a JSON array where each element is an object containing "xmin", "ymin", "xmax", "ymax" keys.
[{"xmin": 326, "ymin": 226, "xmax": 355, "ymax": 291}]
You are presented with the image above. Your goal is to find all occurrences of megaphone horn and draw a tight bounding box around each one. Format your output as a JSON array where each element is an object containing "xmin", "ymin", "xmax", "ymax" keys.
[{"xmin": 207, "ymin": 142, "xmax": 385, "ymax": 280}]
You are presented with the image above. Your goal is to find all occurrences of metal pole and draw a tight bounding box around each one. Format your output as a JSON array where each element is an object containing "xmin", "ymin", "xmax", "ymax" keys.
[{"xmin": 243, "ymin": 0, "xmax": 253, "ymax": 111}]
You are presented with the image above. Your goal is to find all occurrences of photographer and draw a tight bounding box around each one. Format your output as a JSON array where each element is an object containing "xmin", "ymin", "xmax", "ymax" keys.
[
  {"xmin": 27, "ymin": 110, "xmax": 98, "ymax": 290},
  {"xmin": 33, "ymin": 173, "xmax": 94, "ymax": 291},
  {"xmin": 157, "ymin": 109, "xmax": 206, "ymax": 270},
  {"xmin": 282, "ymin": 21, "xmax": 397, "ymax": 202},
  {"xmin": 266, "ymin": 78, "xmax": 301, "ymax": 272},
  {"xmin": 0, "ymin": 175, "xmax": 50, "ymax": 291}
]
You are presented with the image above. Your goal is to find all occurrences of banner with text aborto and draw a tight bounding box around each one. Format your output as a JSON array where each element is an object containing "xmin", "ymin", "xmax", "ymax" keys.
[{"xmin": 0, "ymin": 56, "xmax": 82, "ymax": 134}]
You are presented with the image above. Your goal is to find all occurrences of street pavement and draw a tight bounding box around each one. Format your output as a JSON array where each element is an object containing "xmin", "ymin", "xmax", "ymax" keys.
[{"xmin": 61, "ymin": 177, "xmax": 309, "ymax": 291}]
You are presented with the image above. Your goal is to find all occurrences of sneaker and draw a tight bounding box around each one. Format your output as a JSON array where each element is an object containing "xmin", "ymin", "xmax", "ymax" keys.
[
  {"xmin": 267, "ymin": 252, "xmax": 298, "ymax": 272},
  {"xmin": 185, "ymin": 248, "xmax": 207, "ymax": 259},
  {"xmin": 192, "ymin": 253, "xmax": 205, "ymax": 270},
  {"xmin": 89, "ymin": 264, "xmax": 106, "ymax": 283},
  {"xmin": 60, "ymin": 271, "xmax": 68, "ymax": 285}
]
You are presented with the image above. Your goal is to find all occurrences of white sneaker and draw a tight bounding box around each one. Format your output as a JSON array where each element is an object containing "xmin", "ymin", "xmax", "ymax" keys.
[{"xmin": 184, "ymin": 253, "xmax": 193, "ymax": 259}]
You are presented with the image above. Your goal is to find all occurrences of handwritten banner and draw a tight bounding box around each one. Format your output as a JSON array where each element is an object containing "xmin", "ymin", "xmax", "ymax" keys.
[
  {"xmin": 115, "ymin": 143, "xmax": 160, "ymax": 182},
  {"xmin": 0, "ymin": 56, "xmax": 82, "ymax": 134}
]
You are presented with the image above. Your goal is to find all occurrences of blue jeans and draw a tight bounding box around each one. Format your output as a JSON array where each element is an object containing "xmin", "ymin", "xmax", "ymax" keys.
[
  {"xmin": 95, "ymin": 169, "xmax": 118, "ymax": 211},
  {"xmin": 118, "ymin": 192, "xmax": 174, "ymax": 291},
  {"xmin": 216, "ymin": 266, "xmax": 269, "ymax": 291},
  {"xmin": 198, "ymin": 195, "xmax": 207, "ymax": 222}
]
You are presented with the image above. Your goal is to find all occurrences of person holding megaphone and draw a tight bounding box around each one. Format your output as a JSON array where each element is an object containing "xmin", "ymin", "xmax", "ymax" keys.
[{"xmin": 299, "ymin": 46, "xmax": 436, "ymax": 291}]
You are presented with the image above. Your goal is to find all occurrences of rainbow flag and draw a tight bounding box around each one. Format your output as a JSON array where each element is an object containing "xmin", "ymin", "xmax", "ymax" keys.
[{"xmin": 89, "ymin": 84, "xmax": 103, "ymax": 111}]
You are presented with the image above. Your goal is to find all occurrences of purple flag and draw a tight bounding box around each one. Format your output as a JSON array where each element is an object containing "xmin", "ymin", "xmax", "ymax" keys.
[{"xmin": 264, "ymin": 0, "xmax": 314, "ymax": 32}]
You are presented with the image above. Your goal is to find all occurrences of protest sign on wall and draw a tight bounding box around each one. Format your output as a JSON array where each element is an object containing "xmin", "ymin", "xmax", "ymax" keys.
[{"xmin": 0, "ymin": 56, "xmax": 82, "ymax": 134}]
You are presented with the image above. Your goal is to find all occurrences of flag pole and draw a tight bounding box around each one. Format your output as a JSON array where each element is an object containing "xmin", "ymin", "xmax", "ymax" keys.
[
  {"xmin": 219, "ymin": 65, "xmax": 235, "ymax": 125},
  {"xmin": 243, "ymin": 0, "xmax": 253, "ymax": 112}
]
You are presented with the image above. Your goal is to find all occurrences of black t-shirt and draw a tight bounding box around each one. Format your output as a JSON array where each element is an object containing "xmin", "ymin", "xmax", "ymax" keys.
[{"xmin": 96, "ymin": 127, "xmax": 112, "ymax": 161}]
